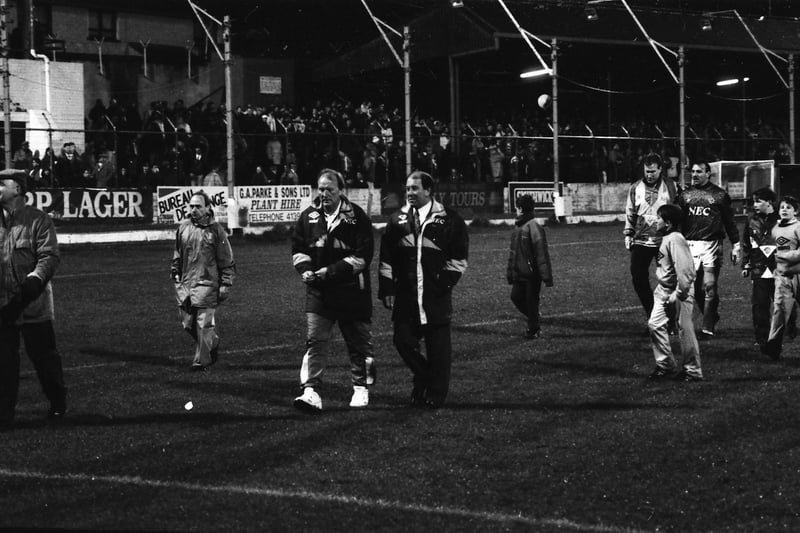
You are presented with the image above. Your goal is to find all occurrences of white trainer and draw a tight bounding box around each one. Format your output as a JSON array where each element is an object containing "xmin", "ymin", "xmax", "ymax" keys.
[
  {"xmin": 294, "ymin": 387, "xmax": 322, "ymax": 412},
  {"xmin": 349, "ymin": 386, "xmax": 369, "ymax": 408}
]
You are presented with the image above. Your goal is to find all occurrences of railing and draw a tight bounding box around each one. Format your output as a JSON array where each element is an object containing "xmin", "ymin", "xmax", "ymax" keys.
[{"xmin": 4, "ymin": 124, "xmax": 791, "ymax": 190}]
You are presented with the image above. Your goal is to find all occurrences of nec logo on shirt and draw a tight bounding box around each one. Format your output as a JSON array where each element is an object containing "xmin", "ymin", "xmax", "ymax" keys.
[{"xmin": 688, "ymin": 206, "xmax": 711, "ymax": 217}]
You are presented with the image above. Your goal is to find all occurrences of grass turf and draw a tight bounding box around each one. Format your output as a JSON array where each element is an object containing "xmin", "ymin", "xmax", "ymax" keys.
[{"xmin": 1, "ymin": 223, "xmax": 799, "ymax": 532}]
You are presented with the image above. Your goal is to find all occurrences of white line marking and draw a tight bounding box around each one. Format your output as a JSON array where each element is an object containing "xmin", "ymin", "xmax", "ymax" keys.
[{"xmin": 0, "ymin": 468, "xmax": 636, "ymax": 532}]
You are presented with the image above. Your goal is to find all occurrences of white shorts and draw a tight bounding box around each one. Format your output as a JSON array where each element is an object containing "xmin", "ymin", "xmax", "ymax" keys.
[{"xmin": 688, "ymin": 240, "xmax": 722, "ymax": 271}]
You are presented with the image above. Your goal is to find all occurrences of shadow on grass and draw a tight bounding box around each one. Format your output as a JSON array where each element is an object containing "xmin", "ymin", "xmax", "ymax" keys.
[
  {"xmin": 10, "ymin": 411, "xmax": 294, "ymax": 430},
  {"xmin": 79, "ymin": 347, "xmax": 179, "ymax": 367},
  {"xmin": 523, "ymin": 356, "xmax": 643, "ymax": 379}
]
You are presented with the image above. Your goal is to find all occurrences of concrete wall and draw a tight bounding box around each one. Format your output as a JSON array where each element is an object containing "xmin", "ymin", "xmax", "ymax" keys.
[{"xmin": 566, "ymin": 183, "xmax": 629, "ymax": 213}]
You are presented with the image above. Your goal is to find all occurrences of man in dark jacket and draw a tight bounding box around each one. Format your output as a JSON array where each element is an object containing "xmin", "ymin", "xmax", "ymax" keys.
[
  {"xmin": 0, "ymin": 169, "xmax": 65, "ymax": 429},
  {"xmin": 507, "ymin": 194, "xmax": 553, "ymax": 339},
  {"xmin": 378, "ymin": 171, "xmax": 469, "ymax": 408},
  {"xmin": 291, "ymin": 169, "xmax": 375, "ymax": 412}
]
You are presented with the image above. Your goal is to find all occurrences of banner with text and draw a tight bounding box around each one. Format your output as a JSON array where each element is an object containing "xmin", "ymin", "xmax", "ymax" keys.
[
  {"xmin": 25, "ymin": 188, "xmax": 153, "ymax": 222},
  {"xmin": 507, "ymin": 182, "xmax": 563, "ymax": 214},
  {"xmin": 156, "ymin": 185, "xmax": 313, "ymax": 225}
]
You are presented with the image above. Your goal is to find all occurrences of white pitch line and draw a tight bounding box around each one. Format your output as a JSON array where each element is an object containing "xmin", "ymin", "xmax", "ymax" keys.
[{"xmin": 0, "ymin": 468, "xmax": 639, "ymax": 533}]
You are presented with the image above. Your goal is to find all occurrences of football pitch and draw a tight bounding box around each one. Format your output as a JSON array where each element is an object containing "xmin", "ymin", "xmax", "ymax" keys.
[{"xmin": 2, "ymin": 223, "xmax": 799, "ymax": 532}]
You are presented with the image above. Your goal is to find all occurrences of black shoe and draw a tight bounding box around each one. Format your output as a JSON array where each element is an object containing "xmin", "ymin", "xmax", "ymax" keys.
[
  {"xmin": 48, "ymin": 406, "xmax": 66, "ymax": 420},
  {"xmin": 410, "ymin": 386, "xmax": 426, "ymax": 408},
  {"xmin": 524, "ymin": 328, "xmax": 541, "ymax": 339},
  {"xmin": 683, "ymin": 373, "xmax": 704, "ymax": 382},
  {"xmin": 648, "ymin": 367, "xmax": 675, "ymax": 380},
  {"xmin": 424, "ymin": 398, "xmax": 444, "ymax": 409}
]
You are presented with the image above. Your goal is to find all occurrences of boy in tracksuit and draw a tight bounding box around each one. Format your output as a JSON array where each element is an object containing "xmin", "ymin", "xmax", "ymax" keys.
[
  {"xmin": 740, "ymin": 188, "xmax": 779, "ymax": 348},
  {"xmin": 763, "ymin": 195, "xmax": 800, "ymax": 359},
  {"xmin": 647, "ymin": 204, "xmax": 702, "ymax": 381}
]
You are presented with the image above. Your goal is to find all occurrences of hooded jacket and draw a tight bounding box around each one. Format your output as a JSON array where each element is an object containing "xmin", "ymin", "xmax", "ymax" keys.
[
  {"xmin": 0, "ymin": 196, "xmax": 59, "ymax": 324},
  {"xmin": 171, "ymin": 210, "xmax": 235, "ymax": 309},
  {"xmin": 291, "ymin": 194, "xmax": 373, "ymax": 322},
  {"xmin": 624, "ymin": 177, "xmax": 678, "ymax": 247},
  {"xmin": 507, "ymin": 212, "xmax": 552, "ymax": 285},
  {"xmin": 378, "ymin": 200, "xmax": 468, "ymax": 325}
]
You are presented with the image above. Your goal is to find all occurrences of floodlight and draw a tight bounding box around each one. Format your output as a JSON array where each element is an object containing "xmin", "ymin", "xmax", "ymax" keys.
[
  {"xmin": 701, "ymin": 17, "xmax": 713, "ymax": 31},
  {"xmin": 585, "ymin": 6, "xmax": 599, "ymax": 21},
  {"xmin": 716, "ymin": 78, "xmax": 738, "ymax": 87},
  {"xmin": 451, "ymin": 0, "xmax": 464, "ymax": 7},
  {"xmin": 520, "ymin": 68, "xmax": 552, "ymax": 79}
]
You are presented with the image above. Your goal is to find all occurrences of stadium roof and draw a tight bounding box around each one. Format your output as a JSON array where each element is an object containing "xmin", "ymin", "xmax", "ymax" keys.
[{"xmin": 313, "ymin": 1, "xmax": 800, "ymax": 81}]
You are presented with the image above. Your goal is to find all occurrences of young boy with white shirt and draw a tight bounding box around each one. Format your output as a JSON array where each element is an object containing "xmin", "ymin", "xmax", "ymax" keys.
[{"xmin": 647, "ymin": 204, "xmax": 703, "ymax": 381}]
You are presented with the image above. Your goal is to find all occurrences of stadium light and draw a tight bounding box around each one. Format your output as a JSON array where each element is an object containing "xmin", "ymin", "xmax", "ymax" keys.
[
  {"xmin": 702, "ymin": 10, "xmax": 788, "ymax": 88},
  {"xmin": 716, "ymin": 77, "xmax": 749, "ymax": 87},
  {"xmin": 584, "ymin": 6, "xmax": 599, "ymax": 21},
  {"xmin": 701, "ymin": 17, "xmax": 713, "ymax": 31},
  {"xmin": 520, "ymin": 68, "xmax": 552, "ymax": 79},
  {"xmin": 451, "ymin": 0, "xmax": 464, "ymax": 7}
]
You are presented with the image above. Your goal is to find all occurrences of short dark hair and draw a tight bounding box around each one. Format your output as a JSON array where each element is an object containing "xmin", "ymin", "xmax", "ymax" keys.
[
  {"xmin": 780, "ymin": 195, "xmax": 800, "ymax": 211},
  {"xmin": 657, "ymin": 203, "xmax": 683, "ymax": 228},
  {"xmin": 692, "ymin": 161, "xmax": 712, "ymax": 173},
  {"xmin": 318, "ymin": 168, "xmax": 345, "ymax": 190},
  {"xmin": 191, "ymin": 190, "xmax": 212, "ymax": 207},
  {"xmin": 515, "ymin": 194, "xmax": 535, "ymax": 213},
  {"xmin": 407, "ymin": 170, "xmax": 434, "ymax": 193},
  {"xmin": 752, "ymin": 187, "xmax": 776, "ymax": 203},
  {"xmin": 643, "ymin": 153, "xmax": 662, "ymax": 168}
]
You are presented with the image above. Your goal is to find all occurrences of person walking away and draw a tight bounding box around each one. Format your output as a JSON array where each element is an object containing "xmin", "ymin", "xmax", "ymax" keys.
[
  {"xmin": 647, "ymin": 204, "xmax": 703, "ymax": 382},
  {"xmin": 0, "ymin": 169, "xmax": 66, "ymax": 429},
  {"xmin": 623, "ymin": 153, "xmax": 678, "ymax": 330},
  {"xmin": 291, "ymin": 169, "xmax": 375, "ymax": 412},
  {"xmin": 378, "ymin": 171, "xmax": 469, "ymax": 408},
  {"xmin": 171, "ymin": 191, "xmax": 235, "ymax": 370},
  {"xmin": 507, "ymin": 194, "xmax": 553, "ymax": 339}
]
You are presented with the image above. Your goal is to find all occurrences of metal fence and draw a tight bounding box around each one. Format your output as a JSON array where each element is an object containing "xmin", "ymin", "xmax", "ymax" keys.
[{"xmin": 5, "ymin": 124, "xmax": 791, "ymax": 190}]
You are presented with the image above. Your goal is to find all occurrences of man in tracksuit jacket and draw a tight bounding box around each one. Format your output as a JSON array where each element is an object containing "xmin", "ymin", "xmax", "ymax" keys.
[
  {"xmin": 0, "ymin": 169, "xmax": 65, "ymax": 428},
  {"xmin": 624, "ymin": 153, "xmax": 678, "ymax": 322},
  {"xmin": 292, "ymin": 169, "xmax": 375, "ymax": 412},
  {"xmin": 379, "ymin": 171, "xmax": 469, "ymax": 408},
  {"xmin": 676, "ymin": 162, "xmax": 740, "ymax": 336}
]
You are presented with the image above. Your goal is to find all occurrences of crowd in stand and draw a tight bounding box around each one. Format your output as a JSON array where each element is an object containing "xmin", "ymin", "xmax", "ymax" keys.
[{"xmin": 3, "ymin": 96, "xmax": 794, "ymax": 191}]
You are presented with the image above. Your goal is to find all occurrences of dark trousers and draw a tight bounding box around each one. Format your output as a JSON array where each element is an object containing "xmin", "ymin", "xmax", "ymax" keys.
[
  {"xmin": 630, "ymin": 244, "xmax": 658, "ymax": 318},
  {"xmin": 752, "ymin": 278, "xmax": 774, "ymax": 345},
  {"xmin": 393, "ymin": 320, "xmax": 452, "ymax": 405},
  {"xmin": 510, "ymin": 279, "xmax": 542, "ymax": 332},
  {"xmin": 0, "ymin": 321, "xmax": 66, "ymax": 424}
]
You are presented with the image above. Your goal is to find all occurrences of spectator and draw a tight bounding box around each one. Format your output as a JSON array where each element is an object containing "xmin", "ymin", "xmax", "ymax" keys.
[{"xmin": 507, "ymin": 194, "xmax": 553, "ymax": 339}]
